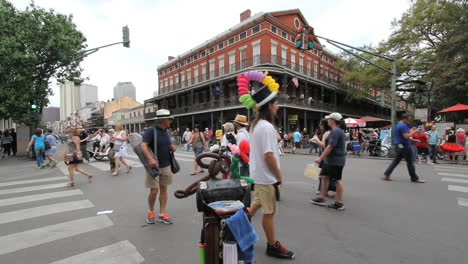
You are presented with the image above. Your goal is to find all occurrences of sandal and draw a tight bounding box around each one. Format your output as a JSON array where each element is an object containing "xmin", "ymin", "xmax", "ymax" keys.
[
  {"xmin": 127, "ymin": 166, "xmax": 133, "ymax": 173},
  {"xmin": 198, "ymin": 170, "xmax": 205, "ymax": 173},
  {"xmin": 87, "ymin": 175, "xmax": 93, "ymax": 183},
  {"xmin": 411, "ymin": 179, "xmax": 426, "ymax": 183},
  {"xmin": 383, "ymin": 176, "xmax": 392, "ymax": 181},
  {"xmin": 65, "ymin": 182, "xmax": 74, "ymax": 187},
  {"xmin": 190, "ymin": 172, "xmax": 197, "ymax": 175}
]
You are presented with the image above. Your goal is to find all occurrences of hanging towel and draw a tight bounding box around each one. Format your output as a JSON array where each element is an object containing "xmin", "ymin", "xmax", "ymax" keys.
[{"xmin": 226, "ymin": 209, "xmax": 259, "ymax": 263}]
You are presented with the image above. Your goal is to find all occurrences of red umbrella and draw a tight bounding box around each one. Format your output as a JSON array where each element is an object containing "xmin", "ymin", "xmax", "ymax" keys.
[{"xmin": 438, "ymin": 104, "xmax": 468, "ymax": 113}]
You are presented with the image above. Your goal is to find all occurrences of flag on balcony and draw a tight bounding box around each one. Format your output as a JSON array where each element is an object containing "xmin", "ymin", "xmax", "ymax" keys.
[
  {"xmin": 292, "ymin": 77, "xmax": 299, "ymax": 88},
  {"xmin": 213, "ymin": 84, "xmax": 222, "ymax": 96}
]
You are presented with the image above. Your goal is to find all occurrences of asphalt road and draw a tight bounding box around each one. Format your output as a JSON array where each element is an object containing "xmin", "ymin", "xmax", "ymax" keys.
[{"xmin": 0, "ymin": 144, "xmax": 467, "ymax": 264}]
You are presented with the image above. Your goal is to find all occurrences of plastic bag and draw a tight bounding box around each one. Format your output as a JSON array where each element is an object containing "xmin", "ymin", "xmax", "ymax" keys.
[{"xmin": 304, "ymin": 163, "xmax": 320, "ymax": 179}]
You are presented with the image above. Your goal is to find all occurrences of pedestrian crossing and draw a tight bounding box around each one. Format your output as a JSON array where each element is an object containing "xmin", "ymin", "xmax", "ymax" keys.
[
  {"xmin": 436, "ymin": 165, "xmax": 468, "ymax": 207},
  {"xmin": 0, "ymin": 171, "xmax": 145, "ymax": 263}
]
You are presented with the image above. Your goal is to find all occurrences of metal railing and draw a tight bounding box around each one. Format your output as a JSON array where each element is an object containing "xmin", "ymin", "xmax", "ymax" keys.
[{"xmin": 159, "ymin": 55, "xmax": 342, "ymax": 94}]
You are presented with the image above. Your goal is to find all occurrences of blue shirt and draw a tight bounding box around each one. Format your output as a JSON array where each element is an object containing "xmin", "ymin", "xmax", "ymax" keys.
[
  {"xmin": 46, "ymin": 135, "xmax": 57, "ymax": 146},
  {"xmin": 293, "ymin": 132, "xmax": 301, "ymax": 143},
  {"xmin": 427, "ymin": 130, "xmax": 439, "ymax": 145},
  {"xmin": 395, "ymin": 122, "xmax": 410, "ymax": 146},
  {"xmin": 32, "ymin": 135, "xmax": 46, "ymax": 149},
  {"xmin": 142, "ymin": 126, "xmax": 172, "ymax": 168},
  {"xmin": 324, "ymin": 127, "xmax": 346, "ymax": 166}
]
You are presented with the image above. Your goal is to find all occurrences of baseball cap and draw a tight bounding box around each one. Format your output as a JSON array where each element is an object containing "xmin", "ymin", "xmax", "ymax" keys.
[{"xmin": 325, "ymin": 112, "xmax": 343, "ymax": 121}]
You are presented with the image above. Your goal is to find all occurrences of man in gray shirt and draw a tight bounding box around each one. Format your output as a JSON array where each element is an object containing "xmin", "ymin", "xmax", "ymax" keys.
[{"xmin": 311, "ymin": 113, "xmax": 347, "ymax": 210}]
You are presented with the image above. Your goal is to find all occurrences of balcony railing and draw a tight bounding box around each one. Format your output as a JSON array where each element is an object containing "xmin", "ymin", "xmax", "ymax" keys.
[{"xmin": 159, "ymin": 55, "xmax": 341, "ymax": 95}]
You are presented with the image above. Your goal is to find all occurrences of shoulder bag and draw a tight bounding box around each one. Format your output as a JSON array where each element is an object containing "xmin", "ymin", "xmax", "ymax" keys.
[
  {"xmin": 167, "ymin": 130, "xmax": 180, "ymax": 174},
  {"xmin": 132, "ymin": 127, "xmax": 160, "ymax": 178}
]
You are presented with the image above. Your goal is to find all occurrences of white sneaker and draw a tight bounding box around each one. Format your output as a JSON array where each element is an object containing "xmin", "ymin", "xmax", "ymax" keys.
[{"xmin": 427, "ymin": 162, "xmax": 434, "ymax": 165}]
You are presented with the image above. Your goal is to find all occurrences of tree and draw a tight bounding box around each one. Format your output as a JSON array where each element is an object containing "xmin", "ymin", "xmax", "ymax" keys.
[
  {"xmin": 337, "ymin": 0, "xmax": 467, "ymax": 111},
  {"xmin": 0, "ymin": 0, "xmax": 87, "ymax": 124}
]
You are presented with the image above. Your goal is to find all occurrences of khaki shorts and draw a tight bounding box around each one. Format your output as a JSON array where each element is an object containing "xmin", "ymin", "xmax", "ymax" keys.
[
  {"xmin": 145, "ymin": 166, "xmax": 173, "ymax": 188},
  {"xmin": 254, "ymin": 184, "xmax": 277, "ymax": 214}
]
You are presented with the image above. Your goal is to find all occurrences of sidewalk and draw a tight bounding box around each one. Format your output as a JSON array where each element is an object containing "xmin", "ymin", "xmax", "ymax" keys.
[{"xmin": 283, "ymin": 146, "xmax": 468, "ymax": 165}]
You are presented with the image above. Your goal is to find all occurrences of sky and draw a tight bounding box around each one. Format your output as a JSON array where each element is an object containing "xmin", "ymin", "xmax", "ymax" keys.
[{"xmin": 12, "ymin": 0, "xmax": 411, "ymax": 107}]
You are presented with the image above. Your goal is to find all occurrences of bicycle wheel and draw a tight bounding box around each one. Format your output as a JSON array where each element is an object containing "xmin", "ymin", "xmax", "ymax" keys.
[{"xmin": 378, "ymin": 146, "xmax": 389, "ymax": 157}]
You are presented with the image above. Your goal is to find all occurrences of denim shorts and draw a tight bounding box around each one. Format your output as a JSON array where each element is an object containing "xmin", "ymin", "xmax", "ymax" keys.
[{"xmin": 194, "ymin": 147, "xmax": 204, "ymax": 156}]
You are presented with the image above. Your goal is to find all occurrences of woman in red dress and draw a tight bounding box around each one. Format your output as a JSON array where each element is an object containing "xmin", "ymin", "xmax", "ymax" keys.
[{"xmin": 440, "ymin": 131, "xmax": 465, "ymax": 160}]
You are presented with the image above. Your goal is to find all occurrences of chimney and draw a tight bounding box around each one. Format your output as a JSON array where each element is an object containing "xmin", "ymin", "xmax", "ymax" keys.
[
  {"xmin": 168, "ymin": 56, "xmax": 175, "ymax": 61},
  {"xmin": 240, "ymin": 9, "xmax": 251, "ymax": 22}
]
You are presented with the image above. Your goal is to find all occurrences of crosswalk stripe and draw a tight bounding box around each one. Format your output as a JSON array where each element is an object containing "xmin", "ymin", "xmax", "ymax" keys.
[
  {"xmin": 0, "ymin": 176, "xmax": 67, "ymax": 187},
  {"xmin": 86, "ymin": 161, "xmax": 112, "ymax": 172},
  {"xmin": 434, "ymin": 166, "xmax": 467, "ymax": 170},
  {"xmin": 0, "ymin": 190, "xmax": 83, "ymax": 207},
  {"xmin": 0, "ymin": 200, "xmax": 94, "ymax": 225},
  {"xmin": 175, "ymin": 153, "xmax": 196, "ymax": 158},
  {"xmin": 437, "ymin": 172, "xmax": 468, "ymax": 178},
  {"xmin": 0, "ymin": 215, "xmax": 113, "ymax": 256},
  {"xmin": 441, "ymin": 178, "xmax": 468, "ymax": 184},
  {"xmin": 457, "ymin": 198, "xmax": 468, "ymax": 207},
  {"xmin": 49, "ymin": 240, "xmax": 144, "ymax": 264},
  {"xmin": 0, "ymin": 183, "xmax": 67, "ymax": 196},
  {"xmin": 448, "ymin": 185, "xmax": 468, "ymax": 193}
]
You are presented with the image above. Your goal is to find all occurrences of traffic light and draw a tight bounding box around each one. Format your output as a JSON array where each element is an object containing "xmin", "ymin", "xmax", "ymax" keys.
[
  {"xmin": 31, "ymin": 100, "xmax": 37, "ymax": 110},
  {"xmin": 295, "ymin": 26, "xmax": 315, "ymax": 51},
  {"xmin": 122, "ymin": 26, "xmax": 130, "ymax": 48}
]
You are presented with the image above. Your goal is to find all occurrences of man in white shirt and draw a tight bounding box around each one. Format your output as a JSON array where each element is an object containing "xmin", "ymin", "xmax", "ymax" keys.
[{"xmin": 247, "ymin": 86, "xmax": 295, "ymax": 260}]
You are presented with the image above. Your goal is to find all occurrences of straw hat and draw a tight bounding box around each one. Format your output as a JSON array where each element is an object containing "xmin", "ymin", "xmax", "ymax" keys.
[{"xmin": 233, "ymin": 115, "xmax": 249, "ymax": 126}]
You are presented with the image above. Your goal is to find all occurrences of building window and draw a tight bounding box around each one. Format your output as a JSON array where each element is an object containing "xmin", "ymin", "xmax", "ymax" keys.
[
  {"xmin": 314, "ymin": 62, "xmax": 318, "ymax": 78},
  {"xmin": 294, "ymin": 18, "xmax": 300, "ymax": 28},
  {"xmin": 219, "ymin": 57, "xmax": 225, "ymax": 75},
  {"xmin": 209, "ymin": 60, "xmax": 215, "ymax": 79},
  {"xmin": 193, "ymin": 54, "xmax": 198, "ymax": 60},
  {"xmin": 229, "ymin": 52, "xmax": 235, "ymax": 73},
  {"xmin": 307, "ymin": 59, "xmax": 312, "ymax": 76},
  {"xmin": 181, "ymin": 61, "xmax": 185, "ymax": 66},
  {"xmin": 229, "ymin": 37, "xmax": 235, "ymax": 45},
  {"xmin": 187, "ymin": 70, "xmax": 192, "ymax": 85},
  {"xmin": 281, "ymin": 31, "xmax": 287, "ymax": 39},
  {"xmin": 201, "ymin": 64, "xmax": 206, "ymax": 82},
  {"xmin": 187, "ymin": 58, "xmax": 191, "ymax": 64},
  {"xmin": 291, "ymin": 37, "xmax": 296, "ymax": 43},
  {"xmin": 281, "ymin": 47, "xmax": 287, "ymax": 65},
  {"xmin": 252, "ymin": 25, "xmax": 260, "ymax": 34},
  {"xmin": 218, "ymin": 42, "xmax": 224, "ymax": 49},
  {"xmin": 194, "ymin": 67, "xmax": 199, "ymax": 84},
  {"xmin": 240, "ymin": 49, "xmax": 247, "ymax": 68},
  {"xmin": 299, "ymin": 56, "xmax": 304, "ymax": 73},
  {"xmin": 240, "ymin": 32, "xmax": 246, "ymax": 40},
  {"xmin": 271, "ymin": 42, "xmax": 278, "ymax": 64},
  {"xmin": 181, "ymin": 73, "xmax": 185, "ymax": 88},
  {"xmin": 271, "ymin": 25, "xmax": 277, "ymax": 33},
  {"xmin": 201, "ymin": 51, "xmax": 206, "ymax": 57},
  {"xmin": 291, "ymin": 52, "xmax": 296, "ymax": 67},
  {"xmin": 209, "ymin": 47, "xmax": 214, "ymax": 53},
  {"xmin": 326, "ymin": 57, "xmax": 329, "ymax": 62},
  {"xmin": 252, "ymin": 42, "xmax": 261, "ymax": 65},
  {"xmin": 313, "ymin": 49, "xmax": 318, "ymax": 55}
]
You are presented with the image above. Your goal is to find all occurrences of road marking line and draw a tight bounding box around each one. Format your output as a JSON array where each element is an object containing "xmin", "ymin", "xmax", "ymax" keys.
[
  {"xmin": 0, "ymin": 200, "xmax": 94, "ymax": 225},
  {"xmin": 49, "ymin": 240, "xmax": 144, "ymax": 264},
  {"xmin": 0, "ymin": 183, "xmax": 67, "ymax": 196},
  {"xmin": 441, "ymin": 178, "xmax": 468, "ymax": 184},
  {"xmin": 0, "ymin": 190, "xmax": 83, "ymax": 207},
  {"xmin": 434, "ymin": 166, "xmax": 468, "ymax": 170},
  {"xmin": 457, "ymin": 198, "xmax": 468, "ymax": 207},
  {"xmin": 448, "ymin": 185, "xmax": 468, "ymax": 193},
  {"xmin": 0, "ymin": 177, "xmax": 67, "ymax": 187},
  {"xmin": 0, "ymin": 215, "xmax": 113, "ymax": 256},
  {"xmin": 437, "ymin": 172, "xmax": 468, "ymax": 178}
]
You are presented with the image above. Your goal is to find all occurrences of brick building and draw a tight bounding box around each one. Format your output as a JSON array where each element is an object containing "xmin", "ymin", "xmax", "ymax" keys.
[{"xmin": 145, "ymin": 9, "xmax": 408, "ymax": 133}]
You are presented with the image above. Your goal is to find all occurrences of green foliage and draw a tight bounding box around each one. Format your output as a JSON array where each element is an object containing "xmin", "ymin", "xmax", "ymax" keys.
[
  {"xmin": 0, "ymin": 0, "xmax": 87, "ymax": 123},
  {"xmin": 338, "ymin": 0, "xmax": 467, "ymax": 111}
]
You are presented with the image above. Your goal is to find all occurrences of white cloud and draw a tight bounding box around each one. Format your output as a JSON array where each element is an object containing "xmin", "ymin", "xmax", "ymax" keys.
[{"xmin": 11, "ymin": 0, "xmax": 410, "ymax": 107}]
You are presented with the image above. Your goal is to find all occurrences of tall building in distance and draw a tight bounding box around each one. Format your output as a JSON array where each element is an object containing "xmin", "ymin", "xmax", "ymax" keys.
[
  {"xmin": 59, "ymin": 80, "xmax": 80, "ymax": 121},
  {"xmin": 114, "ymin": 82, "xmax": 136, "ymax": 100},
  {"xmin": 79, "ymin": 83, "xmax": 98, "ymax": 108}
]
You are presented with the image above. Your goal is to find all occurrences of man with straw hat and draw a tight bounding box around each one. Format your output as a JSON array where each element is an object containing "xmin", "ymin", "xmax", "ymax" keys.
[{"xmin": 233, "ymin": 114, "xmax": 250, "ymax": 177}]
